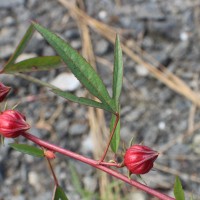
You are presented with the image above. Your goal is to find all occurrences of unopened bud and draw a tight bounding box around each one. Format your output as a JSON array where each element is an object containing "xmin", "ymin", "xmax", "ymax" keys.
[
  {"xmin": 44, "ymin": 150, "xmax": 56, "ymax": 159},
  {"xmin": 0, "ymin": 82, "xmax": 11, "ymax": 102},
  {"xmin": 0, "ymin": 110, "xmax": 30, "ymax": 138},
  {"xmin": 124, "ymin": 144, "xmax": 159, "ymax": 174}
]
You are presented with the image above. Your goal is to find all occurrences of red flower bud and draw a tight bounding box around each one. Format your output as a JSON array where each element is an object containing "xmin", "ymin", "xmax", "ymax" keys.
[
  {"xmin": 124, "ymin": 145, "xmax": 159, "ymax": 174},
  {"xmin": 0, "ymin": 110, "xmax": 30, "ymax": 138},
  {"xmin": 44, "ymin": 150, "xmax": 56, "ymax": 159},
  {"xmin": 0, "ymin": 82, "xmax": 11, "ymax": 102}
]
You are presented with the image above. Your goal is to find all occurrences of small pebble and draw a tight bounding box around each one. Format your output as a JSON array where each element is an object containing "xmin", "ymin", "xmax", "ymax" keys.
[{"xmin": 69, "ymin": 123, "xmax": 88, "ymax": 136}]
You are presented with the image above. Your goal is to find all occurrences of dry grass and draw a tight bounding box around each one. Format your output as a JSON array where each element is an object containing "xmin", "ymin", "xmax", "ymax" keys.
[
  {"xmin": 59, "ymin": 0, "xmax": 200, "ymax": 107},
  {"xmin": 67, "ymin": 1, "xmax": 121, "ymax": 199},
  {"xmin": 57, "ymin": 0, "xmax": 200, "ymax": 198}
]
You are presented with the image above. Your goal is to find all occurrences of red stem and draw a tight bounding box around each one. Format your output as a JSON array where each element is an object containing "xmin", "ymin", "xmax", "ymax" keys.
[
  {"xmin": 100, "ymin": 161, "xmax": 122, "ymax": 168},
  {"xmin": 99, "ymin": 112, "xmax": 119, "ymax": 162},
  {"xmin": 21, "ymin": 132, "xmax": 174, "ymax": 200},
  {"xmin": 51, "ymin": 185, "xmax": 57, "ymax": 200},
  {"xmin": 46, "ymin": 158, "xmax": 59, "ymax": 187}
]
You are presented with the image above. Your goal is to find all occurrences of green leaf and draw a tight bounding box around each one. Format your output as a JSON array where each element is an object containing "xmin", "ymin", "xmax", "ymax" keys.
[
  {"xmin": 174, "ymin": 176, "xmax": 185, "ymax": 200},
  {"xmin": 190, "ymin": 195, "xmax": 194, "ymax": 200},
  {"xmin": 32, "ymin": 22, "xmax": 116, "ymax": 112},
  {"xmin": 52, "ymin": 89, "xmax": 113, "ymax": 113},
  {"xmin": 15, "ymin": 71, "xmax": 113, "ymax": 112},
  {"xmin": 112, "ymin": 35, "xmax": 123, "ymax": 111},
  {"xmin": 110, "ymin": 114, "xmax": 120, "ymax": 153},
  {"xmin": 15, "ymin": 73, "xmax": 59, "ymax": 90},
  {"xmin": 3, "ymin": 56, "xmax": 62, "ymax": 73},
  {"xmin": 15, "ymin": 73, "xmax": 113, "ymax": 112},
  {"xmin": 9, "ymin": 143, "xmax": 44, "ymax": 157},
  {"xmin": 54, "ymin": 186, "xmax": 69, "ymax": 200},
  {"xmin": 5, "ymin": 24, "xmax": 35, "ymax": 67}
]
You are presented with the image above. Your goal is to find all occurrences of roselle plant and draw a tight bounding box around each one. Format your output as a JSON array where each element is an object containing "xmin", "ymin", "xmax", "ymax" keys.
[
  {"xmin": 0, "ymin": 22, "xmax": 186, "ymax": 200},
  {"xmin": 123, "ymin": 145, "xmax": 159, "ymax": 175},
  {"xmin": 0, "ymin": 110, "xmax": 30, "ymax": 138},
  {"xmin": 0, "ymin": 82, "xmax": 10, "ymax": 102}
]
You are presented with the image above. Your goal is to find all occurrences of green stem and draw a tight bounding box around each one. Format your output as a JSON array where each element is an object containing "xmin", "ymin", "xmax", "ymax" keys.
[{"xmin": 15, "ymin": 73, "xmax": 59, "ymax": 90}]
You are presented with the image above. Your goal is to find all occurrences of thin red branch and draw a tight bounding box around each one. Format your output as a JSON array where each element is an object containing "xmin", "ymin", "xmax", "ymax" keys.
[
  {"xmin": 99, "ymin": 112, "xmax": 120, "ymax": 162},
  {"xmin": 100, "ymin": 161, "xmax": 122, "ymax": 168},
  {"xmin": 46, "ymin": 157, "xmax": 59, "ymax": 187},
  {"xmin": 51, "ymin": 185, "xmax": 57, "ymax": 200},
  {"xmin": 21, "ymin": 132, "xmax": 175, "ymax": 200}
]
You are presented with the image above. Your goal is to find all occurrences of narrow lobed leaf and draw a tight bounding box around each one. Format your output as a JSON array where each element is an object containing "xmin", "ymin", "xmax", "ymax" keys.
[
  {"xmin": 15, "ymin": 73, "xmax": 59, "ymax": 90},
  {"xmin": 5, "ymin": 24, "xmax": 35, "ymax": 67},
  {"xmin": 9, "ymin": 143, "xmax": 44, "ymax": 157},
  {"xmin": 174, "ymin": 176, "xmax": 185, "ymax": 200},
  {"xmin": 52, "ymin": 89, "xmax": 113, "ymax": 112},
  {"xmin": 54, "ymin": 186, "xmax": 69, "ymax": 200},
  {"xmin": 15, "ymin": 73, "xmax": 113, "ymax": 113},
  {"xmin": 112, "ymin": 35, "xmax": 123, "ymax": 111},
  {"xmin": 2, "ymin": 56, "xmax": 62, "ymax": 73},
  {"xmin": 32, "ymin": 22, "xmax": 116, "ymax": 112}
]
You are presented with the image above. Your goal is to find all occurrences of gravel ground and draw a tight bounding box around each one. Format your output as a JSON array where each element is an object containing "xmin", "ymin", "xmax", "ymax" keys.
[{"xmin": 1, "ymin": 0, "xmax": 200, "ymax": 200}]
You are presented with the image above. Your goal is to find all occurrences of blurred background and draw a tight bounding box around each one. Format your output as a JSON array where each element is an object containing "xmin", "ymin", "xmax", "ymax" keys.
[{"xmin": 1, "ymin": 0, "xmax": 200, "ymax": 199}]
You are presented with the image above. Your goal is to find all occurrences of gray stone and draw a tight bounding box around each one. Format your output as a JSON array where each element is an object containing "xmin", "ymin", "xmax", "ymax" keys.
[
  {"xmin": 147, "ymin": 18, "xmax": 180, "ymax": 40},
  {"xmin": 143, "ymin": 126, "xmax": 159, "ymax": 146},
  {"xmin": 134, "ymin": 3, "xmax": 165, "ymax": 20},
  {"xmin": 29, "ymin": 127, "xmax": 43, "ymax": 138},
  {"xmin": 144, "ymin": 172, "xmax": 173, "ymax": 189},
  {"xmin": 169, "ymin": 42, "xmax": 189, "ymax": 59},
  {"xmin": 135, "ymin": 64, "xmax": 149, "ymax": 76},
  {"xmin": 64, "ymin": 29, "xmax": 80, "ymax": 40},
  {"xmin": 11, "ymin": 196, "xmax": 25, "ymax": 200},
  {"xmin": 0, "ymin": 44, "xmax": 14, "ymax": 58},
  {"xmin": 128, "ymin": 191, "xmax": 147, "ymax": 200},
  {"xmin": 98, "ymin": 10, "xmax": 108, "ymax": 21},
  {"xmin": 167, "ymin": 144, "xmax": 191, "ymax": 155},
  {"xmin": 80, "ymin": 135, "xmax": 94, "ymax": 154},
  {"xmin": 30, "ymin": 192, "xmax": 52, "ymax": 200},
  {"xmin": 141, "ymin": 36, "xmax": 154, "ymax": 49},
  {"xmin": 69, "ymin": 122, "xmax": 88, "ymax": 136},
  {"xmin": 67, "ymin": 193, "xmax": 80, "ymax": 200},
  {"xmin": 28, "ymin": 171, "xmax": 41, "ymax": 191},
  {"xmin": 26, "ymin": 0, "xmax": 37, "ymax": 8},
  {"xmin": 192, "ymin": 134, "xmax": 200, "ymax": 154},
  {"xmin": 83, "ymin": 175, "xmax": 97, "ymax": 193},
  {"xmin": 120, "ymin": 126, "xmax": 133, "ymax": 144},
  {"xmin": 73, "ymin": 161, "xmax": 93, "ymax": 176},
  {"xmin": 124, "ymin": 108, "xmax": 145, "ymax": 122},
  {"xmin": 94, "ymin": 39, "xmax": 109, "ymax": 55},
  {"xmin": 43, "ymin": 46, "xmax": 55, "ymax": 56},
  {"xmin": 70, "ymin": 39, "xmax": 82, "ymax": 50},
  {"xmin": 55, "ymin": 119, "xmax": 69, "ymax": 138},
  {"xmin": 0, "ymin": 0, "xmax": 25, "ymax": 8},
  {"xmin": 119, "ymin": 15, "xmax": 145, "ymax": 37},
  {"xmin": 3, "ymin": 16, "xmax": 15, "ymax": 26}
]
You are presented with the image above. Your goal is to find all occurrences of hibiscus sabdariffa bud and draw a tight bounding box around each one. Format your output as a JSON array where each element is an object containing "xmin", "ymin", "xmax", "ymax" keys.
[
  {"xmin": 124, "ymin": 144, "xmax": 159, "ymax": 175},
  {"xmin": 44, "ymin": 150, "xmax": 56, "ymax": 159},
  {"xmin": 0, "ymin": 82, "xmax": 11, "ymax": 102},
  {"xmin": 0, "ymin": 110, "xmax": 30, "ymax": 138}
]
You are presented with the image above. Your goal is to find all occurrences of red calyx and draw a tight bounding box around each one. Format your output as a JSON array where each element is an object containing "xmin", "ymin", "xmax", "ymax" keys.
[
  {"xmin": 0, "ymin": 110, "xmax": 30, "ymax": 138},
  {"xmin": 124, "ymin": 144, "xmax": 159, "ymax": 175},
  {"xmin": 0, "ymin": 82, "xmax": 11, "ymax": 102}
]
